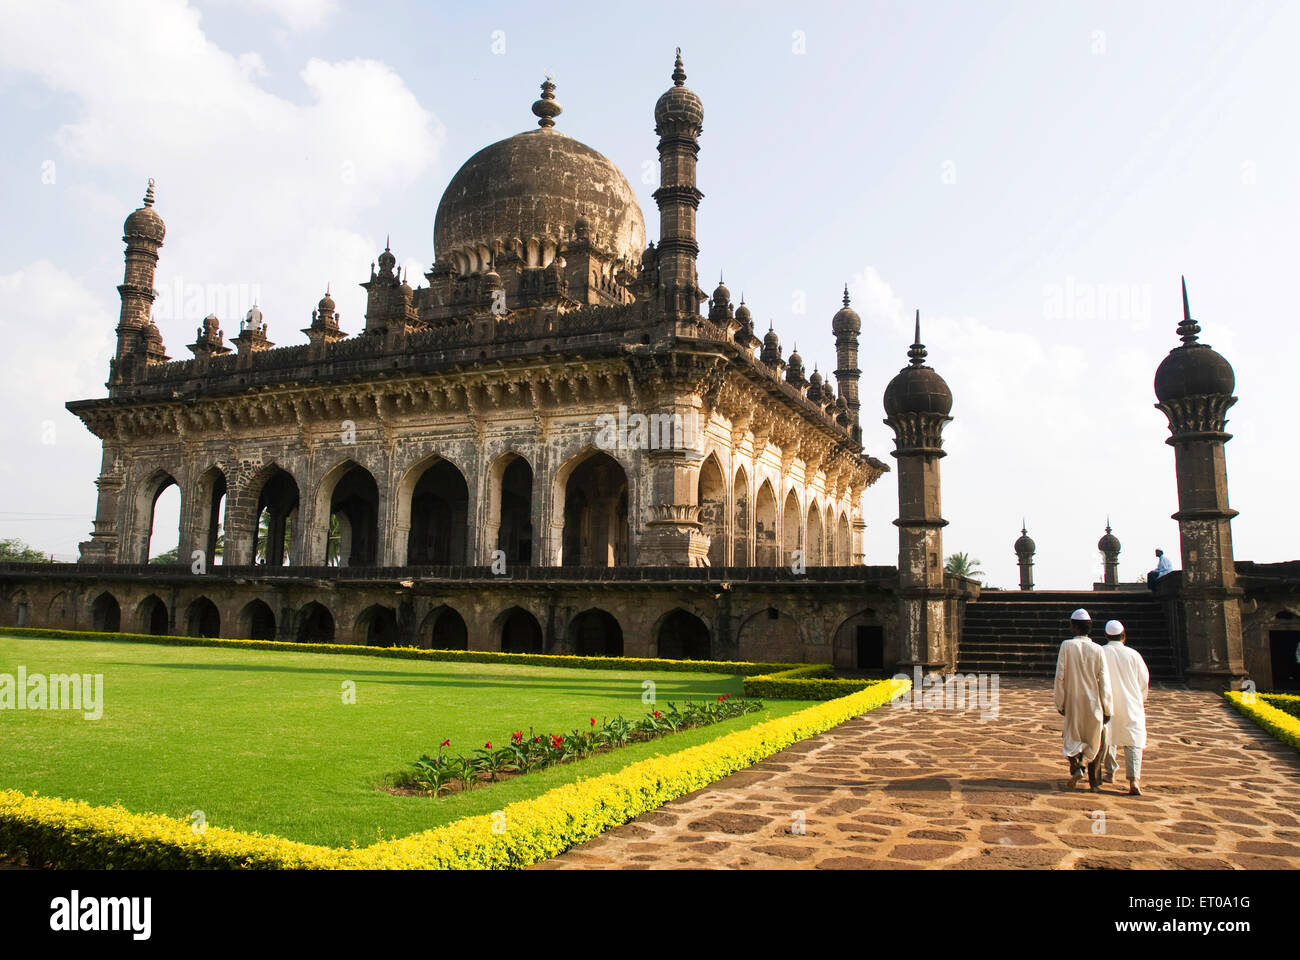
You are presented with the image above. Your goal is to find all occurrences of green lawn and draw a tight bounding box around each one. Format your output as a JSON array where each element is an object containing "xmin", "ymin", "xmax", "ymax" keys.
[{"xmin": 0, "ymin": 634, "xmax": 814, "ymax": 847}]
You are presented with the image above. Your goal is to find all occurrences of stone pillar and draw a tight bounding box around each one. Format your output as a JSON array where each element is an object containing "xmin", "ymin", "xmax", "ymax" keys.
[
  {"xmin": 1015, "ymin": 523, "xmax": 1035, "ymax": 591},
  {"xmin": 1098, "ymin": 522, "xmax": 1121, "ymax": 587},
  {"xmin": 1153, "ymin": 279, "xmax": 1247, "ymax": 690},
  {"xmin": 833, "ymin": 287, "xmax": 862, "ymax": 442},
  {"xmin": 652, "ymin": 50, "xmax": 705, "ymax": 322},
  {"xmin": 883, "ymin": 314, "xmax": 955, "ymax": 675}
]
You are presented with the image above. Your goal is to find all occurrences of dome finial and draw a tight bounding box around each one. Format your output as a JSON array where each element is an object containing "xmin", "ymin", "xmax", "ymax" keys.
[
  {"xmin": 143, "ymin": 178, "xmax": 156, "ymax": 207},
  {"xmin": 532, "ymin": 77, "xmax": 562, "ymax": 128},
  {"xmin": 908, "ymin": 308, "xmax": 928, "ymax": 366},
  {"xmin": 672, "ymin": 48, "xmax": 686, "ymax": 86},
  {"xmin": 843, "ymin": 284, "xmax": 850, "ymax": 308},
  {"xmin": 1022, "ymin": 518, "xmax": 1027, "ymax": 536},
  {"xmin": 1177, "ymin": 275, "xmax": 1201, "ymax": 344}
]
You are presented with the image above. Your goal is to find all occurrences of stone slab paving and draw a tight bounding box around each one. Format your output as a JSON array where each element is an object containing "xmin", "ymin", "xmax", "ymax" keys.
[{"xmin": 536, "ymin": 680, "xmax": 1300, "ymax": 870}]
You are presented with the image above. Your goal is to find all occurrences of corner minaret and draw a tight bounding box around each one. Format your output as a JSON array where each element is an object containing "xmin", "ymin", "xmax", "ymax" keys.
[
  {"xmin": 1097, "ymin": 520, "xmax": 1121, "ymax": 587},
  {"xmin": 1154, "ymin": 277, "xmax": 1247, "ymax": 689},
  {"xmin": 883, "ymin": 311, "xmax": 955, "ymax": 675},
  {"xmin": 833, "ymin": 285, "xmax": 862, "ymax": 441},
  {"xmin": 111, "ymin": 179, "xmax": 165, "ymax": 390},
  {"xmin": 652, "ymin": 49, "xmax": 705, "ymax": 321},
  {"xmin": 1015, "ymin": 521, "xmax": 1036, "ymax": 591}
]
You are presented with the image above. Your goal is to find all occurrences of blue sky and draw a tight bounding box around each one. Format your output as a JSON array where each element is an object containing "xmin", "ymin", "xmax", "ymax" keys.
[{"xmin": 0, "ymin": 0, "xmax": 1295, "ymax": 586}]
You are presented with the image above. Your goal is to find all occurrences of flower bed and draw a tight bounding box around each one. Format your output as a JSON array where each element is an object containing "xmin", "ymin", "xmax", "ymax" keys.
[
  {"xmin": 0, "ymin": 678, "xmax": 909, "ymax": 869},
  {"xmin": 3, "ymin": 626, "xmax": 789, "ymax": 676},
  {"xmin": 404, "ymin": 695, "xmax": 762, "ymax": 795},
  {"xmin": 1224, "ymin": 690, "xmax": 1300, "ymax": 752}
]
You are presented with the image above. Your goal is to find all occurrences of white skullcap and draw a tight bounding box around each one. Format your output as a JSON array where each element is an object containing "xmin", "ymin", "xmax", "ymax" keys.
[
  {"xmin": 1070, "ymin": 609, "xmax": 1091, "ymax": 622},
  {"xmin": 1105, "ymin": 620, "xmax": 1125, "ymax": 637}
]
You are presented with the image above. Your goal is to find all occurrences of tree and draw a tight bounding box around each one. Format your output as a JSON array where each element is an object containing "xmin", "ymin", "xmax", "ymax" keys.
[
  {"xmin": 945, "ymin": 552, "xmax": 986, "ymax": 582},
  {"xmin": 0, "ymin": 538, "xmax": 51, "ymax": 563},
  {"xmin": 149, "ymin": 546, "xmax": 180, "ymax": 564}
]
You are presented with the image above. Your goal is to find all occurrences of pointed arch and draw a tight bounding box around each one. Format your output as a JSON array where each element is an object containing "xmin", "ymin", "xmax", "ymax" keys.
[
  {"xmin": 487, "ymin": 452, "xmax": 533, "ymax": 566},
  {"xmin": 807, "ymin": 501, "xmax": 823, "ymax": 567},
  {"xmin": 421, "ymin": 604, "xmax": 468, "ymax": 650},
  {"xmin": 91, "ymin": 592, "xmax": 120, "ymax": 633},
  {"xmin": 555, "ymin": 448, "xmax": 629, "ymax": 568},
  {"xmin": 697, "ymin": 453, "xmax": 726, "ymax": 567},
  {"xmin": 296, "ymin": 601, "xmax": 335, "ymax": 644},
  {"xmin": 315, "ymin": 459, "xmax": 379, "ymax": 566},
  {"xmin": 755, "ymin": 479, "xmax": 778, "ymax": 567},
  {"xmin": 245, "ymin": 463, "xmax": 299, "ymax": 566},
  {"xmin": 569, "ymin": 608, "xmax": 624, "ymax": 656},
  {"xmin": 238, "ymin": 599, "xmax": 277, "ymax": 641},
  {"xmin": 136, "ymin": 594, "xmax": 169, "ymax": 635},
  {"xmin": 496, "ymin": 606, "xmax": 543, "ymax": 653},
  {"xmin": 185, "ymin": 597, "xmax": 221, "ymax": 638},
  {"xmin": 655, "ymin": 608, "xmax": 711, "ymax": 660},
  {"xmin": 838, "ymin": 512, "xmax": 851, "ymax": 565},
  {"xmin": 134, "ymin": 468, "xmax": 181, "ymax": 564},
  {"xmin": 355, "ymin": 604, "xmax": 398, "ymax": 647},
  {"xmin": 782, "ymin": 488, "xmax": 802, "ymax": 564},
  {"xmin": 732, "ymin": 465, "xmax": 750, "ymax": 567}
]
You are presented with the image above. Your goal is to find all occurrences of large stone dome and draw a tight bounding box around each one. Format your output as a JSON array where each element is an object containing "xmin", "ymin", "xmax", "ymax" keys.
[{"xmin": 434, "ymin": 127, "xmax": 646, "ymax": 277}]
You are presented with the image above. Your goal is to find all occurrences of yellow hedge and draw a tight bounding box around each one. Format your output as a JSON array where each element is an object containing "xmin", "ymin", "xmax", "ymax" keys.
[
  {"xmin": 0, "ymin": 678, "xmax": 909, "ymax": 870},
  {"xmin": 1224, "ymin": 690, "xmax": 1300, "ymax": 752}
]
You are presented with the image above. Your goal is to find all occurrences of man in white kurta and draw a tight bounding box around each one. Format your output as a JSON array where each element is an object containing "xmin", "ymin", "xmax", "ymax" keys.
[
  {"xmin": 1100, "ymin": 620, "xmax": 1150, "ymax": 795},
  {"xmin": 1053, "ymin": 609, "xmax": 1113, "ymax": 791}
]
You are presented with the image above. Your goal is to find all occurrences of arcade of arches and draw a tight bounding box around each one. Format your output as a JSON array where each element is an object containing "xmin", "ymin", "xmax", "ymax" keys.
[
  {"xmin": 109, "ymin": 448, "xmax": 862, "ymax": 572},
  {"xmin": 11, "ymin": 577, "xmax": 915, "ymax": 669}
]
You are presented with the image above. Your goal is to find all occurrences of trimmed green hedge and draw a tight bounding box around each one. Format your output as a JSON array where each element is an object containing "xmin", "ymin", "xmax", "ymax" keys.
[
  {"xmin": 743, "ymin": 663, "xmax": 880, "ymax": 700},
  {"xmin": 3, "ymin": 626, "xmax": 789, "ymax": 677},
  {"xmin": 0, "ymin": 678, "xmax": 910, "ymax": 869}
]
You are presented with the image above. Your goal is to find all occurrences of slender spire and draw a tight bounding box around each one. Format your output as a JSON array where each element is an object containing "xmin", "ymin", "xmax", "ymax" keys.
[
  {"xmin": 1021, "ymin": 518, "xmax": 1027, "ymax": 536},
  {"xmin": 532, "ymin": 76, "xmax": 562, "ymax": 128},
  {"xmin": 1106, "ymin": 514, "xmax": 1112, "ymax": 534},
  {"xmin": 672, "ymin": 48, "xmax": 686, "ymax": 86},
  {"xmin": 385, "ymin": 234, "xmax": 390, "ymax": 251},
  {"xmin": 143, "ymin": 177, "xmax": 156, "ymax": 207},
  {"xmin": 907, "ymin": 309, "xmax": 928, "ymax": 366},
  {"xmin": 843, "ymin": 284, "xmax": 851, "ymax": 308},
  {"xmin": 1177, "ymin": 274, "xmax": 1201, "ymax": 344}
]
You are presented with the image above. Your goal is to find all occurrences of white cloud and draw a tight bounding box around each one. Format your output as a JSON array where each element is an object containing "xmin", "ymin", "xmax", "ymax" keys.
[
  {"xmin": 0, "ymin": 0, "xmax": 443, "ymax": 554},
  {"xmin": 209, "ymin": 0, "xmax": 338, "ymax": 32}
]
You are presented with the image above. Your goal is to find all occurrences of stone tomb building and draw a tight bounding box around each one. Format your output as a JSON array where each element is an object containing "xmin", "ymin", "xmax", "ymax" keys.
[{"xmin": 7, "ymin": 57, "xmax": 934, "ymax": 667}]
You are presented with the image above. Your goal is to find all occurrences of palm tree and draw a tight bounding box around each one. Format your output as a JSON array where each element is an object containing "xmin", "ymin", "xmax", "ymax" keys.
[{"xmin": 945, "ymin": 552, "xmax": 986, "ymax": 582}]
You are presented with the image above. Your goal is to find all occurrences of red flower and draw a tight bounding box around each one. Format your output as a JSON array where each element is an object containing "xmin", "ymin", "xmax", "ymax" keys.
[
  {"xmin": 590, "ymin": 717, "xmax": 596, "ymax": 726},
  {"xmin": 653, "ymin": 711, "xmax": 662, "ymax": 718},
  {"xmin": 512, "ymin": 730, "xmax": 523, "ymax": 743},
  {"xmin": 551, "ymin": 734, "xmax": 563, "ymax": 748},
  {"xmin": 484, "ymin": 741, "xmax": 492, "ymax": 749},
  {"xmin": 440, "ymin": 738, "xmax": 450, "ymax": 748},
  {"xmin": 718, "ymin": 695, "xmax": 725, "ymax": 702},
  {"xmin": 534, "ymin": 736, "xmax": 542, "ymax": 743}
]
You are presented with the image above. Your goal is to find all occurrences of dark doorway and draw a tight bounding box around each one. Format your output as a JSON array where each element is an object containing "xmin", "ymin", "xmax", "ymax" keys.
[
  {"xmin": 501, "ymin": 607, "xmax": 543, "ymax": 653},
  {"xmin": 426, "ymin": 605, "xmax": 468, "ymax": 650},
  {"xmin": 358, "ymin": 605, "xmax": 398, "ymax": 647},
  {"xmin": 856, "ymin": 625, "xmax": 885, "ymax": 670},
  {"xmin": 91, "ymin": 593, "xmax": 120, "ymax": 633},
  {"xmin": 139, "ymin": 595, "xmax": 168, "ymax": 636},
  {"xmin": 498, "ymin": 457, "xmax": 533, "ymax": 565},
  {"xmin": 329, "ymin": 464, "xmax": 379, "ymax": 566},
  {"xmin": 571, "ymin": 609, "xmax": 623, "ymax": 657},
  {"xmin": 297, "ymin": 602, "xmax": 335, "ymax": 644},
  {"xmin": 408, "ymin": 460, "xmax": 469, "ymax": 564},
  {"xmin": 657, "ymin": 610, "xmax": 711, "ymax": 660},
  {"xmin": 186, "ymin": 597, "xmax": 221, "ymax": 638},
  {"xmin": 240, "ymin": 600, "xmax": 276, "ymax": 641},
  {"xmin": 1269, "ymin": 631, "xmax": 1300, "ymax": 690}
]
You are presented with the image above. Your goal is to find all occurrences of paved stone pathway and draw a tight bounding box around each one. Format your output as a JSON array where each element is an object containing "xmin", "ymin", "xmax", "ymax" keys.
[{"xmin": 537, "ymin": 680, "xmax": 1300, "ymax": 869}]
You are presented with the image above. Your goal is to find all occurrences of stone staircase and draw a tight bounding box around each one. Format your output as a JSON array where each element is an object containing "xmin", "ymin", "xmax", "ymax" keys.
[{"xmin": 956, "ymin": 591, "xmax": 1181, "ymax": 682}]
